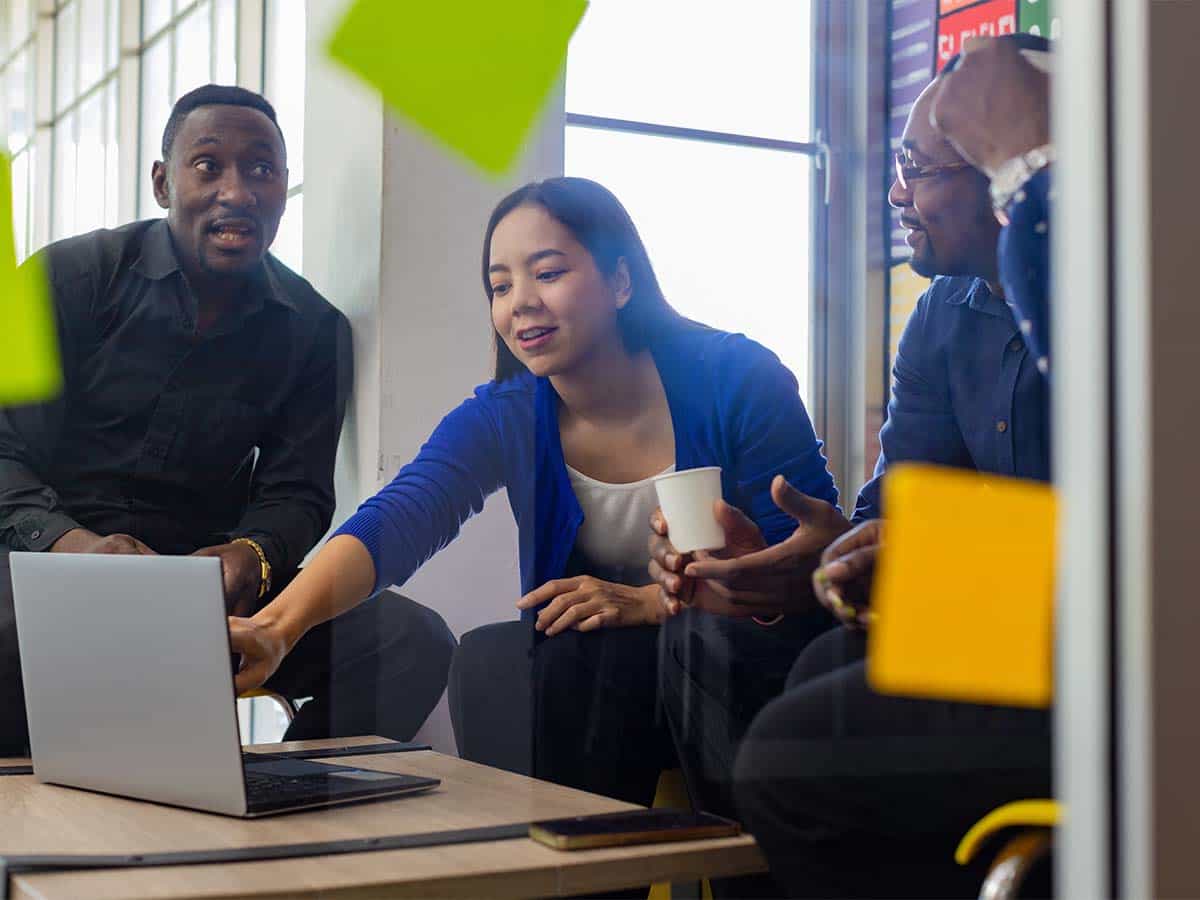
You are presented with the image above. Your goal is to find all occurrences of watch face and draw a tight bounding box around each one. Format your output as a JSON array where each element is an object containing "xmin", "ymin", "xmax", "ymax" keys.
[
  {"xmin": 1020, "ymin": 49, "xmax": 1053, "ymax": 75},
  {"xmin": 1027, "ymin": 147, "xmax": 1053, "ymax": 168}
]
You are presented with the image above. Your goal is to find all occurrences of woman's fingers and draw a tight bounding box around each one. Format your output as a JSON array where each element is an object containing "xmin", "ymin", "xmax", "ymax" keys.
[
  {"xmin": 576, "ymin": 609, "xmax": 619, "ymax": 632},
  {"xmin": 228, "ymin": 617, "xmax": 276, "ymax": 694},
  {"xmin": 518, "ymin": 576, "xmax": 581, "ymax": 610},
  {"xmin": 234, "ymin": 660, "xmax": 270, "ymax": 695},
  {"xmin": 648, "ymin": 557, "xmax": 685, "ymax": 596},
  {"xmin": 544, "ymin": 596, "xmax": 608, "ymax": 636},
  {"xmin": 648, "ymin": 531, "xmax": 683, "ymax": 573}
]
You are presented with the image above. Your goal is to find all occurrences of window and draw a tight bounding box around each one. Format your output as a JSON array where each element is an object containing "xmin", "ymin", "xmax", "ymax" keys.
[
  {"xmin": 136, "ymin": 0, "xmax": 238, "ymax": 220},
  {"xmin": 1, "ymin": 0, "xmax": 37, "ymax": 260},
  {"xmin": 50, "ymin": 0, "xmax": 122, "ymax": 242},
  {"xmin": 263, "ymin": 0, "xmax": 304, "ymax": 273},
  {"xmin": 565, "ymin": 0, "xmax": 818, "ymax": 400}
]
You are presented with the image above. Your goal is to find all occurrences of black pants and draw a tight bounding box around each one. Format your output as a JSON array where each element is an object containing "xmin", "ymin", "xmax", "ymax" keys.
[
  {"xmin": 450, "ymin": 620, "xmax": 678, "ymax": 805},
  {"xmin": 263, "ymin": 585, "xmax": 456, "ymax": 743},
  {"xmin": 533, "ymin": 624, "xmax": 678, "ymax": 806},
  {"xmin": 450, "ymin": 621, "xmax": 679, "ymax": 900},
  {"xmin": 658, "ymin": 606, "xmax": 837, "ymax": 819},
  {"xmin": 734, "ymin": 628, "xmax": 1052, "ymax": 899},
  {"xmin": 0, "ymin": 551, "xmax": 457, "ymax": 754}
]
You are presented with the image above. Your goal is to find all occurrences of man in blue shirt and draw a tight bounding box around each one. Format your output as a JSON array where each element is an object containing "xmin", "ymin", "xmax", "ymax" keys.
[{"xmin": 652, "ymin": 35, "xmax": 1056, "ymax": 897}]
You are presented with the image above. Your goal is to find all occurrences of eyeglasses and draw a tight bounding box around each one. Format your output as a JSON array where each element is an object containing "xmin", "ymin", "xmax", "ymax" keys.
[{"xmin": 894, "ymin": 152, "xmax": 973, "ymax": 191}]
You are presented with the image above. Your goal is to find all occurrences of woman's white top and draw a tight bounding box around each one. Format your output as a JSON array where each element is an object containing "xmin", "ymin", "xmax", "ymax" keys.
[{"xmin": 566, "ymin": 463, "xmax": 675, "ymax": 587}]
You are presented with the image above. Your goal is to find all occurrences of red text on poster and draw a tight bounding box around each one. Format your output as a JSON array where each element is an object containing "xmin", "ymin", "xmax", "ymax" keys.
[{"xmin": 936, "ymin": 0, "xmax": 1017, "ymax": 71}]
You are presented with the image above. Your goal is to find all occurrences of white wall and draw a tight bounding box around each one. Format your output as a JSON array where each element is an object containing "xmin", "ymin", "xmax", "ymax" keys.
[
  {"xmin": 377, "ymin": 97, "xmax": 564, "ymax": 752},
  {"xmin": 304, "ymin": 0, "xmax": 564, "ymax": 753}
]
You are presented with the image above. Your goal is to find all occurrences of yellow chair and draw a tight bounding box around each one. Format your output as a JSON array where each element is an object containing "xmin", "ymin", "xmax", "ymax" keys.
[
  {"xmin": 648, "ymin": 769, "xmax": 713, "ymax": 900},
  {"xmin": 238, "ymin": 688, "xmax": 299, "ymax": 725},
  {"xmin": 956, "ymin": 800, "xmax": 1060, "ymax": 900}
]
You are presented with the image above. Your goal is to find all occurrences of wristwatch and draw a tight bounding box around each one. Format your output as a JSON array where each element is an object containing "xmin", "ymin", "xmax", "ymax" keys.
[{"xmin": 990, "ymin": 143, "xmax": 1055, "ymax": 212}]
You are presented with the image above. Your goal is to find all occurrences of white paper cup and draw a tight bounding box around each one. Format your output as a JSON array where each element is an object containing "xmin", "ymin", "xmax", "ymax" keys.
[{"xmin": 653, "ymin": 466, "xmax": 725, "ymax": 554}]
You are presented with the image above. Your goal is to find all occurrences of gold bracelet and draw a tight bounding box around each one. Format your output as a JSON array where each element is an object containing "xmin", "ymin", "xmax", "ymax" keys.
[{"xmin": 232, "ymin": 537, "xmax": 272, "ymax": 600}]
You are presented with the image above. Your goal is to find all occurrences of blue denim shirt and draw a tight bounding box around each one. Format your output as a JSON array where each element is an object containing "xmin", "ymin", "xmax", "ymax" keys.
[{"xmin": 855, "ymin": 272, "xmax": 1051, "ymax": 521}]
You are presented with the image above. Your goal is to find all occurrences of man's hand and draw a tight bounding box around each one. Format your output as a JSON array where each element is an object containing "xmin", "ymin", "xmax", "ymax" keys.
[
  {"xmin": 516, "ymin": 577, "xmax": 664, "ymax": 637},
  {"xmin": 193, "ymin": 542, "xmax": 263, "ymax": 617},
  {"xmin": 649, "ymin": 500, "xmax": 771, "ymax": 617},
  {"xmin": 50, "ymin": 528, "xmax": 156, "ymax": 555},
  {"xmin": 229, "ymin": 615, "xmax": 290, "ymax": 695},
  {"xmin": 929, "ymin": 35, "xmax": 1051, "ymax": 178},
  {"xmin": 812, "ymin": 519, "xmax": 882, "ymax": 630},
  {"xmin": 650, "ymin": 475, "xmax": 851, "ymax": 619}
]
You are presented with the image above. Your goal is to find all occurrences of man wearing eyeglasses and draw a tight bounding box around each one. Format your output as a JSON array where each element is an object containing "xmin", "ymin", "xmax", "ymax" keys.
[{"xmin": 651, "ymin": 34, "xmax": 1056, "ymax": 899}]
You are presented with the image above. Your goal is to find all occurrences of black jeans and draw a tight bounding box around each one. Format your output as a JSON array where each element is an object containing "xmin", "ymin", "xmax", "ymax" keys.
[
  {"xmin": 733, "ymin": 627, "xmax": 1052, "ymax": 899},
  {"xmin": 451, "ymin": 620, "xmax": 680, "ymax": 805},
  {"xmin": 263, "ymin": 584, "xmax": 456, "ymax": 743},
  {"xmin": 658, "ymin": 606, "xmax": 837, "ymax": 819},
  {"xmin": 0, "ymin": 551, "xmax": 457, "ymax": 753},
  {"xmin": 532, "ymin": 624, "xmax": 678, "ymax": 807}
]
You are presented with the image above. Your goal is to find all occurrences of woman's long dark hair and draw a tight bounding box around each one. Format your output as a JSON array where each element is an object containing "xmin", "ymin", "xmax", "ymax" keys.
[{"xmin": 482, "ymin": 177, "xmax": 686, "ymax": 381}]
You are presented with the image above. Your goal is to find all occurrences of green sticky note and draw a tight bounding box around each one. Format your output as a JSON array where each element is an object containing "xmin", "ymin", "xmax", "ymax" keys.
[
  {"xmin": 0, "ymin": 154, "xmax": 60, "ymax": 405},
  {"xmin": 327, "ymin": 0, "xmax": 588, "ymax": 176},
  {"xmin": 1019, "ymin": 0, "xmax": 1058, "ymax": 39}
]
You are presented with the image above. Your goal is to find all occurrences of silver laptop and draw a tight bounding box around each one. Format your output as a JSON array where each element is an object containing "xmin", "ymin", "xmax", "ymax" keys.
[{"xmin": 10, "ymin": 552, "xmax": 439, "ymax": 817}]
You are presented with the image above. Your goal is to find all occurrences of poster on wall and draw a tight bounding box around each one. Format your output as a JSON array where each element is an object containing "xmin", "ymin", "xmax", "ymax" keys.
[
  {"xmin": 886, "ymin": 0, "xmax": 1058, "ymax": 352},
  {"xmin": 888, "ymin": 0, "xmax": 938, "ymax": 263},
  {"xmin": 936, "ymin": 0, "xmax": 1017, "ymax": 71}
]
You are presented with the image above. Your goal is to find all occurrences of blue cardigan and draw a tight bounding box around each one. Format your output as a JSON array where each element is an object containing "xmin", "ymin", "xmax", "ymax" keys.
[{"xmin": 334, "ymin": 323, "xmax": 839, "ymax": 620}]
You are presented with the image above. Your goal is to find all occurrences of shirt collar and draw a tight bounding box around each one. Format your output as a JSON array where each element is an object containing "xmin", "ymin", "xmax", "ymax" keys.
[
  {"xmin": 131, "ymin": 219, "xmax": 182, "ymax": 281},
  {"xmin": 947, "ymin": 276, "xmax": 1011, "ymax": 320},
  {"xmin": 249, "ymin": 257, "xmax": 299, "ymax": 312},
  {"xmin": 132, "ymin": 218, "xmax": 298, "ymax": 313}
]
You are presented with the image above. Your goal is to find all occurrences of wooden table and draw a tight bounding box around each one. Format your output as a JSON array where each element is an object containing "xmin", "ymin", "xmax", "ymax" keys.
[{"xmin": 0, "ymin": 736, "xmax": 765, "ymax": 899}]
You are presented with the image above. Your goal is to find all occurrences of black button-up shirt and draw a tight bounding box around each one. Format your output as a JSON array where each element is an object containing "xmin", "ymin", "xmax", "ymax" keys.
[{"xmin": 0, "ymin": 219, "xmax": 352, "ymax": 574}]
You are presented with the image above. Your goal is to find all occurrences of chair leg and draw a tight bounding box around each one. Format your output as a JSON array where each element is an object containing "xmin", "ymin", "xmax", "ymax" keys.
[{"xmin": 979, "ymin": 829, "xmax": 1053, "ymax": 900}]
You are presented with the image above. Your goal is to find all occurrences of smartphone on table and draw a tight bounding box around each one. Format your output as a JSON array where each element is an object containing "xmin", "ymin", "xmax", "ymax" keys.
[{"xmin": 529, "ymin": 808, "xmax": 741, "ymax": 851}]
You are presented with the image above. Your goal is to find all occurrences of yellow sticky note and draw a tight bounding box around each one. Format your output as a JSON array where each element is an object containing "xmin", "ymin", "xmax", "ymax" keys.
[
  {"xmin": 868, "ymin": 463, "xmax": 1056, "ymax": 708},
  {"xmin": 327, "ymin": 0, "xmax": 588, "ymax": 176},
  {"xmin": 0, "ymin": 153, "xmax": 60, "ymax": 405}
]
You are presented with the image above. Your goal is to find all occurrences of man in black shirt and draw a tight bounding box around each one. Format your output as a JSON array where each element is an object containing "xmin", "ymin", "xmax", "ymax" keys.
[{"xmin": 0, "ymin": 85, "xmax": 454, "ymax": 754}]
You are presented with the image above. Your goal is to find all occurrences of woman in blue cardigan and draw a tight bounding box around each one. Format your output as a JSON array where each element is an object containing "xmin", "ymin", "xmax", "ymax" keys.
[{"xmin": 229, "ymin": 177, "xmax": 840, "ymax": 805}]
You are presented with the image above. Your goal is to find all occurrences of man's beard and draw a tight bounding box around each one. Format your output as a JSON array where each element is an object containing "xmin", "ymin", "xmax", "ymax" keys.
[{"xmin": 908, "ymin": 246, "xmax": 939, "ymax": 278}]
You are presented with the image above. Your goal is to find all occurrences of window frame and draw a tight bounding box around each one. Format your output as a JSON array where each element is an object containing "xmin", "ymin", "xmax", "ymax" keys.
[
  {"xmin": 1, "ymin": 1, "xmax": 39, "ymax": 257},
  {"xmin": 562, "ymin": 1, "xmax": 880, "ymax": 498},
  {"xmin": 9, "ymin": 0, "xmax": 273, "ymax": 258}
]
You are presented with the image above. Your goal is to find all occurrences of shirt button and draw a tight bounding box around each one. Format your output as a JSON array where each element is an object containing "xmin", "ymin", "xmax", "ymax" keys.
[
  {"xmin": 30, "ymin": 530, "xmax": 41, "ymax": 540},
  {"xmin": 1009, "ymin": 338, "xmax": 1024, "ymax": 352},
  {"xmin": 997, "ymin": 420, "xmax": 1008, "ymax": 433}
]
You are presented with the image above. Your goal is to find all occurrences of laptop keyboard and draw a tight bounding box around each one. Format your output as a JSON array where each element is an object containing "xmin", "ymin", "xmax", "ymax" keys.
[
  {"xmin": 241, "ymin": 758, "xmax": 439, "ymax": 814},
  {"xmin": 244, "ymin": 768, "xmax": 337, "ymax": 804}
]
